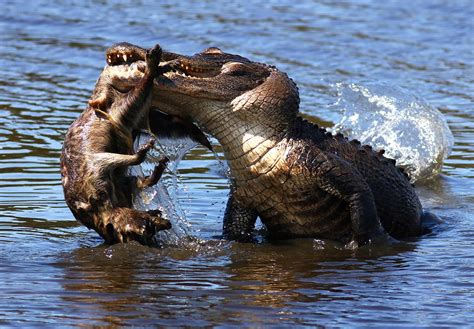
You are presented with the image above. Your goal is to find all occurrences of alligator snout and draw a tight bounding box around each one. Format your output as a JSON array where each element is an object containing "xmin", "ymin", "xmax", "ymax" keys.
[
  {"xmin": 106, "ymin": 43, "xmax": 224, "ymax": 79},
  {"xmin": 106, "ymin": 42, "xmax": 147, "ymax": 65}
]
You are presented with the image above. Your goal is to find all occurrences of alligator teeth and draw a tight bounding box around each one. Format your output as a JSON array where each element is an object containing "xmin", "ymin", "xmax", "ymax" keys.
[
  {"xmin": 123, "ymin": 54, "xmax": 127, "ymax": 62},
  {"xmin": 116, "ymin": 54, "xmax": 120, "ymax": 58}
]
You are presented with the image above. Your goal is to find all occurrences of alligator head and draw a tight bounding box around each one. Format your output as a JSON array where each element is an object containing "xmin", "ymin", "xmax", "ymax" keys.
[
  {"xmin": 102, "ymin": 43, "xmax": 215, "ymax": 150},
  {"xmin": 105, "ymin": 42, "xmax": 300, "ymax": 159}
]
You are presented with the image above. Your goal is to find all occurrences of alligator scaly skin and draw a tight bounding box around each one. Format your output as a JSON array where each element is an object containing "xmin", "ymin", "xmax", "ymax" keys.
[{"xmin": 105, "ymin": 42, "xmax": 431, "ymax": 246}]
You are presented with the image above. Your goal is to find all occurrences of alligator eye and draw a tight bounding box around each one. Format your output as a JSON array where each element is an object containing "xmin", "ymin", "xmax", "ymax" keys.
[
  {"xmin": 221, "ymin": 62, "xmax": 253, "ymax": 76},
  {"xmin": 202, "ymin": 47, "xmax": 223, "ymax": 55}
]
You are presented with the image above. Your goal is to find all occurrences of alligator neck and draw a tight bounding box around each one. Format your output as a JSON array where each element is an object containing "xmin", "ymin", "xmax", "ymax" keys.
[{"xmin": 193, "ymin": 102, "xmax": 288, "ymax": 180}]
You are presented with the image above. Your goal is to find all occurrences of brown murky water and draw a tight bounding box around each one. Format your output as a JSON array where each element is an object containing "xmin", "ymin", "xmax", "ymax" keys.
[{"xmin": 1, "ymin": 0, "xmax": 473, "ymax": 326}]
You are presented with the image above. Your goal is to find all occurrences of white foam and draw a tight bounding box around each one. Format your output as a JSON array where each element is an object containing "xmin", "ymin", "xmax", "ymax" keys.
[
  {"xmin": 332, "ymin": 82, "xmax": 454, "ymax": 182},
  {"xmin": 130, "ymin": 133, "xmax": 198, "ymax": 244}
]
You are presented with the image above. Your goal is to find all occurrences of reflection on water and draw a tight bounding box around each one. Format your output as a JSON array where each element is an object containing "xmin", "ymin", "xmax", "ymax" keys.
[
  {"xmin": 1, "ymin": 0, "xmax": 473, "ymax": 326},
  {"xmin": 54, "ymin": 240, "xmax": 422, "ymax": 326}
]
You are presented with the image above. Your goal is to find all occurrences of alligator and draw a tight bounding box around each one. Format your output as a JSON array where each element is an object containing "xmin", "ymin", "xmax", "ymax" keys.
[
  {"xmin": 60, "ymin": 44, "xmax": 211, "ymax": 245},
  {"xmin": 104, "ymin": 42, "xmax": 434, "ymax": 247}
]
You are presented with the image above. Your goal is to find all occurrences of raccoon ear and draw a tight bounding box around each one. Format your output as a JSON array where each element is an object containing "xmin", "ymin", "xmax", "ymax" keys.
[
  {"xmin": 89, "ymin": 93, "xmax": 111, "ymax": 119},
  {"xmin": 89, "ymin": 94, "xmax": 107, "ymax": 109}
]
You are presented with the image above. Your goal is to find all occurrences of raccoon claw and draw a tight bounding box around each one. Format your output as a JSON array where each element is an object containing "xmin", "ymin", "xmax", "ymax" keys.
[
  {"xmin": 157, "ymin": 155, "xmax": 169, "ymax": 165},
  {"xmin": 111, "ymin": 216, "xmax": 171, "ymax": 246},
  {"xmin": 151, "ymin": 216, "xmax": 172, "ymax": 231},
  {"xmin": 136, "ymin": 138, "xmax": 156, "ymax": 161},
  {"xmin": 140, "ymin": 138, "xmax": 155, "ymax": 151},
  {"xmin": 147, "ymin": 209, "xmax": 162, "ymax": 217}
]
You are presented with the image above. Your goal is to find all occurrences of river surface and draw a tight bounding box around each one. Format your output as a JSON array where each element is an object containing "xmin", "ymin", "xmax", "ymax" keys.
[{"xmin": 1, "ymin": 0, "xmax": 473, "ymax": 327}]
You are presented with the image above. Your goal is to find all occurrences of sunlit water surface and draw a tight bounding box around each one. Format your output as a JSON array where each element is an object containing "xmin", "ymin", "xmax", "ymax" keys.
[{"xmin": 1, "ymin": 0, "xmax": 473, "ymax": 327}]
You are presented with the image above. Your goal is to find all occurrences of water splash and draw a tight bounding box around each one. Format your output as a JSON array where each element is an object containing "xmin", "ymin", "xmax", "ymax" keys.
[
  {"xmin": 332, "ymin": 82, "xmax": 454, "ymax": 182},
  {"xmin": 129, "ymin": 133, "xmax": 199, "ymax": 245},
  {"xmin": 211, "ymin": 149, "xmax": 230, "ymax": 179}
]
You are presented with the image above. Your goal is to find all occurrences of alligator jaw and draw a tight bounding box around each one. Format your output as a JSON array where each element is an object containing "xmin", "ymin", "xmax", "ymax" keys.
[
  {"xmin": 106, "ymin": 42, "xmax": 270, "ymax": 102},
  {"xmin": 106, "ymin": 42, "xmax": 147, "ymax": 66},
  {"xmin": 106, "ymin": 42, "xmax": 220, "ymax": 79},
  {"xmin": 104, "ymin": 43, "xmax": 213, "ymax": 151}
]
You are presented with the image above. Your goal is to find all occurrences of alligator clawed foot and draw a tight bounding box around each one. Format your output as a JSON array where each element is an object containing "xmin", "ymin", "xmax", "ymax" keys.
[{"xmin": 348, "ymin": 230, "xmax": 396, "ymax": 249}]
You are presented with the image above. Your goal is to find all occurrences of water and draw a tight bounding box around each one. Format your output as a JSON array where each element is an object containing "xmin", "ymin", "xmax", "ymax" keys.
[
  {"xmin": 131, "ymin": 134, "xmax": 200, "ymax": 242},
  {"xmin": 1, "ymin": 0, "xmax": 473, "ymax": 327},
  {"xmin": 332, "ymin": 82, "xmax": 454, "ymax": 182}
]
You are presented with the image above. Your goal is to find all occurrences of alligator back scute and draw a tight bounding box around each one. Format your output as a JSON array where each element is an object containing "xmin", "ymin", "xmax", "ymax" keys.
[{"xmin": 290, "ymin": 117, "xmax": 423, "ymax": 238}]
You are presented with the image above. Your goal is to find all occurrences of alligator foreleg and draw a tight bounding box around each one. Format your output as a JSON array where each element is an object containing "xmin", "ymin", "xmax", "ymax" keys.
[{"xmin": 223, "ymin": 184, "xmax": 258, "ymax": 242}]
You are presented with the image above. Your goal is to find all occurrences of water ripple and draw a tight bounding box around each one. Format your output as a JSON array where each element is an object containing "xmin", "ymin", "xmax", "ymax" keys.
[{"xmin": 0, "ymin": 0, "xmax": 473, "ymax": 326}]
